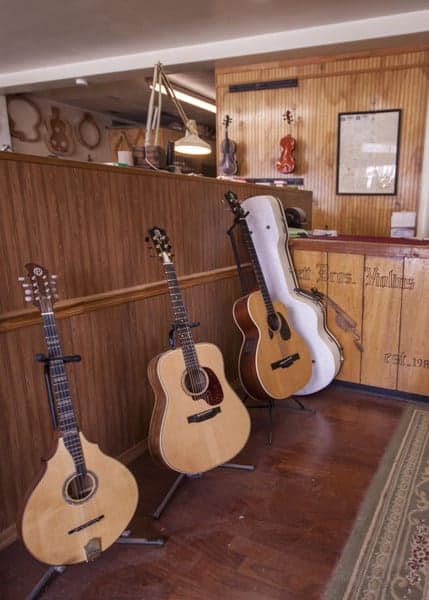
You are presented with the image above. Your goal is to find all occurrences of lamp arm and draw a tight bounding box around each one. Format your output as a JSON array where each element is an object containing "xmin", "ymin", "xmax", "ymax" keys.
[
  {"xmin": 145, "ymin": 62, "xmax": 159, "ymax": 147},
  {"xmin": 159, "ymin": 68, "xmax": 189, "ymax": 127}
]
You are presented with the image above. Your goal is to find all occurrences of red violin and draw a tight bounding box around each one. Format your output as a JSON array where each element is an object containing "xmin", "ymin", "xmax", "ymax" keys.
[{"xmin": 276, "ymin": 110, "xmax": 296, "ymax": 174}]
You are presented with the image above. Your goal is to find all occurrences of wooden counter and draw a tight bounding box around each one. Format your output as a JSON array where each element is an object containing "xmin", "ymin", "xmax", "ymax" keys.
[
  {"xmin": 0, "ymin": 152, "xmax": 311, "ymax": 547},
  {"xmin": 290, "ymin": 236, "xmax": 429, "ymax": 397}
]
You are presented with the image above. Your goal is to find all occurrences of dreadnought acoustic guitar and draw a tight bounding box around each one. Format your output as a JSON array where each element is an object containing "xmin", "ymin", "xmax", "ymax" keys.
[
  {"xmin": 225, "ymin": 191, "xmax": 312, "ymax": 401},
  {"xmin": 147, "ymin": 227, "xmax": 251, "ymax": 475},
  {"xmin": 18, "ymin": 263, "xmax": 138, "ymax": 565},
  {"xmin": 241, "ymin": 194, "xmax": 343, "ymax": 395}
]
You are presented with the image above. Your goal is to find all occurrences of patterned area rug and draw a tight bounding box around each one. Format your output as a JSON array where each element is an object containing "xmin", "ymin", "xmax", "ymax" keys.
[{"xmin": 323, "ymin": 406, "xmax": 429, "ymax": 600}]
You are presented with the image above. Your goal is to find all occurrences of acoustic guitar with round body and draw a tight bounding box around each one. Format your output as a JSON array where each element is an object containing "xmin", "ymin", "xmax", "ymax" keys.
[{"xmin": 18, "ymin": 263, "xmax": 138, "ymax": 566}]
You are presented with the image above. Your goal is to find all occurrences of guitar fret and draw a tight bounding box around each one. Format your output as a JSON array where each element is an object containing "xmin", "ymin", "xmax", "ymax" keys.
[
  {"xmin": 39, "ymin": 306, "xmax": 86, "ymax": 473},
  {"xmin": 162, "ymin": 261, "xmax": 199, "ymax": 370},
  {"xmin": 242, "ymin": 220, "xmax": 275, "ymax": 316}
]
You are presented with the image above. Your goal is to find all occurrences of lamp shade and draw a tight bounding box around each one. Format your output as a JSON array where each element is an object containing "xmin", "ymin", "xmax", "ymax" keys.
[{"xmin": 174, "ymin": 119, "xmax": 212, "ymax": 156}]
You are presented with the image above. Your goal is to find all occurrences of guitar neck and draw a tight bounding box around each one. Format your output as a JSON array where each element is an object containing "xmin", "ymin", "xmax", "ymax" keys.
[
  {"xmin": 240, "ymin": 219, "xmax": 275, "ymax": 316},
  {"xmin": 163, "ymin": 262, "xmax": 200, "ymax": 369},
  {"xmin": 41, "ymin": 310, "xmax": 86, "ymax": 473}
]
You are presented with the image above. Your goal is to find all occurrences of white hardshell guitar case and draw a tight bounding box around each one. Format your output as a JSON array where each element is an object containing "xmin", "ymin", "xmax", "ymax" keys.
[{"xmin": 242, "ymin": 195, "xmax": 343, "ymax": 395}]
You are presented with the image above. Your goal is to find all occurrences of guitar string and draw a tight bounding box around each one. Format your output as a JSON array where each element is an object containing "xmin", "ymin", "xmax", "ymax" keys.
[
  {"xmin": 164, "ymin": 265, "xmax": 200, "ymax": 395},
  {"xmin": 42, "ymin": 310, "xmax": 87, "ymax": 498},
  {"xmin": 164, "ymin": 262, "xmax": 203, "ymax": 397}
]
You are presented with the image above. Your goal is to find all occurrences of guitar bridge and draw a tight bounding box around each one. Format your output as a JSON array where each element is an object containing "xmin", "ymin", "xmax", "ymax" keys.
[
  {"xmin": 271, "ymin": 353, "xmax": 300, "ymax": 370},
  {"xmin": 84, "ymin": 537, "xmax": 102, "ymax": 562},
  {"xmin": 187, "ymin": 406, "xmax": 221, "ymax": 423}
]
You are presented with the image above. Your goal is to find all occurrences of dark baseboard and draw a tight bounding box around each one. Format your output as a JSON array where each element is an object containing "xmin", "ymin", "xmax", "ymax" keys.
[{"xmin": 332, "ymin": 380, "xmax": 429, "ymax": 404}]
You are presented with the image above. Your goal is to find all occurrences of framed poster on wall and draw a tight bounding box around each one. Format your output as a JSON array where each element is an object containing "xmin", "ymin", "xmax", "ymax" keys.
[{"xmin": 336, "ymin": 109, "xmax": 401, "ymax": 195}]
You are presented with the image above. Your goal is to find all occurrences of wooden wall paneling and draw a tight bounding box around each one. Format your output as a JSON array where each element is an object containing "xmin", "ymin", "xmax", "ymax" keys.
[
  {"xmin": 0, "ymin": 324, "xmax": 58, "ymax": 535},
  {"xmin": 397, "ymin": 258, "xmax": 429, "ymax": 395},
  {"xmin": 325, "ymin": 253, "xmax": 364, "ymax": 383},
  {"xmin": 216, "ymin": 49, "xmax": 429, "ymax": 236},
  {"xmin": 360, "ymin": 256, "xmax": 404, "ymax": 389}
]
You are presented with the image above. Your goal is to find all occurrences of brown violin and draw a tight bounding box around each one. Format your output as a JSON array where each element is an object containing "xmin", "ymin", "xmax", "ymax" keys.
[
  {"xmin": 219, "ymin": 115, "xmax": 238, "ymax": 176},
  {"xmin": 276, "ymin": 110, "xmax": 296, "ymax": 174}
]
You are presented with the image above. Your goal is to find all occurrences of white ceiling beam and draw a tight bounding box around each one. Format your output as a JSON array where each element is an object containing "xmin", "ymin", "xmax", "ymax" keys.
[{"xmin": 1, "ymin": 11, "xmax": 428, "ymax": 92}]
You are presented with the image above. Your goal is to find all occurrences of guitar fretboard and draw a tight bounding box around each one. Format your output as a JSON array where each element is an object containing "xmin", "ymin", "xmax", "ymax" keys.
[
  {"xmin": 240, "ymin": 219, "xmax": 276, "ymax": 318},
  {"xmin": 41, "ymin": 310, "xmax": 86, "ymax": 474},
  {"xmin": 163, "ymin": 262, "xmax": 200, "ymax": 371}
]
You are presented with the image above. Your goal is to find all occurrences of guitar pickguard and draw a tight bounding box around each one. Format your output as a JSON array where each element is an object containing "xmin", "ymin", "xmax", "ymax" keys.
[
  {"xmin": 278, "ymin": 312, "xmax": 291, "ymax": 341},
  {"xmin": 200, "ymin": 367, "xmax": 224, "ymax": 406}
]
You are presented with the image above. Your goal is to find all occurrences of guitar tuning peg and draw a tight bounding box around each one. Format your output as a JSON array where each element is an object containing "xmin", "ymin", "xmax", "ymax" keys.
[
  {"xmin": 51, "ymin": 274, "xmax": 58, "ymax": 280},
  {"xmin": 24, "ymin": 296, "xmax": 33, "ymax": 302},
  {"xmin": 18, "ymin": 276, "xmax": 25, "ymax": 282},
  {"xmin": 24, "ymin": 289, "xmax": 33, "ymax": 296}
]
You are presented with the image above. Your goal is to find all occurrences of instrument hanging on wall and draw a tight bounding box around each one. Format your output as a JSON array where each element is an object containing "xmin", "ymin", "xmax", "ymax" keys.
[
  {"xmin": 18, "ymin": 263, "xmax": 138, "ymax": 565},
  {"xmin": 225, "ymin": 191, "xmax": 312, "ymax": 401},
  {"xmin": 241, "ymin": 195, "xmax": 343, "ymax": 395},
  {"xmin": 276, "ymin": 110, "xmax": 296, "ymax": 174},
  {"xmin": 146, "ymin": 227, "xmax": 251, "ymax": 474},
  {"xmin": 45, "ymin": 106, "xmax": 75, "ymax": 156},
  {"xmin": 75, "ymin": 112, "xmax": 102, "ymax": 150},
  {"xmin": 7, "ymin": 95, "xmax": 43, "ymax": 142},
  {"xmin": 219, "ymin": 115, "xmax": 238, "ymax": 176}
]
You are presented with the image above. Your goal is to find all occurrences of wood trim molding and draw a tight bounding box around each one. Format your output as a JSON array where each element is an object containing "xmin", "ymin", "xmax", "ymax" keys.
[
  {"xmin": 0, "ymin": 264, "xmax": 251, "ymax": 333},
  {"xmin": 0, "ymin": 524, "xmax": 17, "ymax": 553},
  {"xmin": 118, "ymin": 439, "xmax": 148, "ymax": 466},
  {"xmin": 0, "ymin": 151, "xmax": 298, "ymax": 197},
  {"xmin": 215, "ymin": 45, "xmax": 429, "ymax": 77},
  {"xmin": 289, "ymin": 238, "xmax": 429, "ymax": 259}
]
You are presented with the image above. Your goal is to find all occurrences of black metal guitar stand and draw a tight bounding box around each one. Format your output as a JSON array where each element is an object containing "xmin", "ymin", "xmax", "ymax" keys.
[
  {"xmin": 26, "ymin": 352, "xmax": 164, "ymax": 600},
  {"xmin": 227, "ymin": 216, "xmax": 315, "ymax": 446},
  {"xmin": 151, "ymin": 323, "xmax": 255, "ymax": 520}
]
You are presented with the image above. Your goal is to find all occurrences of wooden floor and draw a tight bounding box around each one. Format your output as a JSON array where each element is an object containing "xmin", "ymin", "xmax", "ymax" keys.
[{"xmin": 0, "ymin": 384, "xmax": 407, "ymax": 600}]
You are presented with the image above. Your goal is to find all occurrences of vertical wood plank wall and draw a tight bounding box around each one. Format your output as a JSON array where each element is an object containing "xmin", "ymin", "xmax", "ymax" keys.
[
  {"xmin": 0, "ymin": 153, "xmax": 310, "ymax": 547},
  {"xmin": 216, "ymin": 48, "xmax": 429, "ymax": 235},
  {"xmin": 291, "ymin": 240, "xmax": 429, "ymax": 396}
]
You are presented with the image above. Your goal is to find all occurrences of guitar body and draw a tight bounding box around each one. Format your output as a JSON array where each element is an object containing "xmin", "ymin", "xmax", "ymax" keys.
[
  {"xmin": 242, "ymin": 195, "xmax": 343, "ymax": 395},
  {"xmin": 234, "ymin": 291, "xmax": 312, "ymax": 401},
  {"xmin": 148, "ymin": 342, "xmax": 251, "ymax": 474},
  {"xmin": 20, "ymin": 432, "xmax": 138, "ymax": 565}
]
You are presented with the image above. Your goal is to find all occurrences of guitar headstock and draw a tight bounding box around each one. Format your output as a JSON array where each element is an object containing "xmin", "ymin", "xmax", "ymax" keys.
[
  {"xmin": 224, "ymin": 191, "xmax": 247, "ymax": 219},
  {"xmin": 222, "ymin": 115, "xmax": 232, "ymax": 129},
  {"xmin": 18, "ymin": 263, "xmax": 58, "ymax": 310},
  {"xmin": 147, "ymin": 226, "xmax": 173, "ymax": 264}
]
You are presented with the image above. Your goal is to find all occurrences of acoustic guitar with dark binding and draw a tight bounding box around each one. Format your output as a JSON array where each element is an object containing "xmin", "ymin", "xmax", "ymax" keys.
[{"xmin": 147, "ymin": 227, "xmax": 251, "ymax": 475}]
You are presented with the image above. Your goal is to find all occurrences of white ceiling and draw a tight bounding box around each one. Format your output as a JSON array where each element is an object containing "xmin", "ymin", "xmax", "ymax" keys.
[{"xmin": 1, "ymin": 1, "xmax": 428, "ymax": 126}]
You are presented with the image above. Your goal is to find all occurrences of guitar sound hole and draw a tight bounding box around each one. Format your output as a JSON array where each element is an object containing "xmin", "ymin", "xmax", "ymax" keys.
[
  {"xmin": 63, "ymin": 471, "xmax": 97, "ymax": 504},
  {"xmin": 268, "ymin": 313, "xmax": 280, "ymax": 331},
  {"xmin": 182, "ymin": 368, "xmax": 209, "ymax": 397}
]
